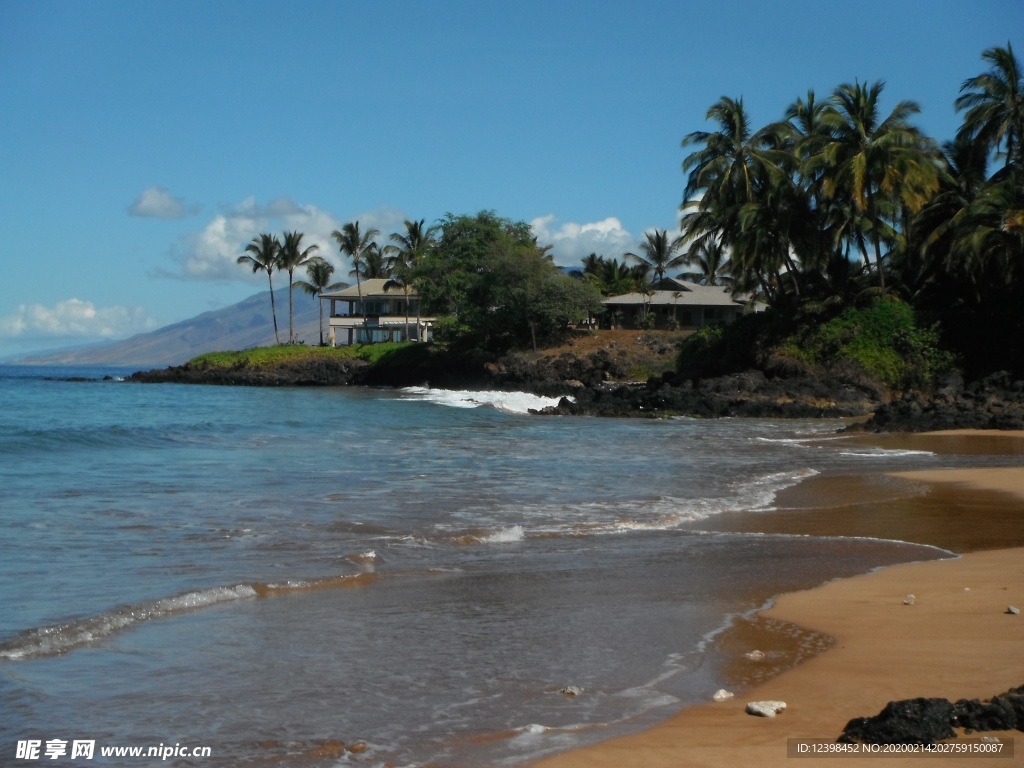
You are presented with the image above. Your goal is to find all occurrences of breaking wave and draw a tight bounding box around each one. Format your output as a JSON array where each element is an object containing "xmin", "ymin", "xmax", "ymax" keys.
[
  {"xmin": 397, "ymin": 387, "xmax": 570, "ymax": 414},
  {"xmin": 0, "ymin": 574, "xmax": 375, "ymax": 661}
]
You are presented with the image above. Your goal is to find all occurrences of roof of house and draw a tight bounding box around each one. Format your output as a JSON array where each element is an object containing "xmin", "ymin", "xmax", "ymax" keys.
[
  {"xmin": 320, "ymin": 278, "xmax": 413, "ymax": 300},
  {"xmin": 602, "ymin": 278, "xmax": 750, "ymax": 307}
]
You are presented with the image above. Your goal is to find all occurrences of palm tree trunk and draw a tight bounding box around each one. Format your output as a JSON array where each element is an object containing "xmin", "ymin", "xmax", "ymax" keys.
[
  {"xmin": 873, "ymin": 236, "xmax": 887, "ymax": 290},
  {"xmin": 288, "ymin": 273, "xmax": 295, "ymax": 343},
  {"xmin": 354, "ymin": 262, "xmax": 364, "ymax": 344},
  {"xmin": 404, "ymin": 288, "xmax": 410, "ymax": 342},
  {"xmin": 318, "ymin": 296, "xmax": 324, "ymax": 346},
  {"xmin": 267, "ymin": 273, "xmax": 280, "ymax": 345}
]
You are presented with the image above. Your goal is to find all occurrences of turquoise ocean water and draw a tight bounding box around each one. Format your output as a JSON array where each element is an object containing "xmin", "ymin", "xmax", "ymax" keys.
[{"xmin": 0, "ymin": 366, "xmax": 1013, "ymax": 766}]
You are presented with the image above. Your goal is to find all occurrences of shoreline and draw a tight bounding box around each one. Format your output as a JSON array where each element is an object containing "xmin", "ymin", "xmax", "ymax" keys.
[{"xmin": 530, "ymin": 433, "xmax": 1024, "ymax": 767}]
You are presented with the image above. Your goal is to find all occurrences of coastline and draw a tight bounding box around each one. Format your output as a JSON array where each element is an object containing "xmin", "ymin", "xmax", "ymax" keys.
[{"xmin": 530, "ymin": 433, "xmax": 1024, "ymax": 768}]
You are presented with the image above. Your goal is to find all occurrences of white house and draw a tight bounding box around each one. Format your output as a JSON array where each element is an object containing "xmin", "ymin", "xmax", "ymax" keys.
[{"xmin": 320, "ymin": 278, "xmax": 435, "ymax": 345}]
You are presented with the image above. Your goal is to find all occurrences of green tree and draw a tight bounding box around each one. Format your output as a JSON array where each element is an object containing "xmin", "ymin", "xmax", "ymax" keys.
[
  {"xmin": 278, "ymin": 230, "xmax": 319, "ymax": 343},
  {"xmin": 417, "ymin": 211, "xmax": 601, "ymax": 351},
  {"xmin": 294, "ymin": 257, "xmax": 344, "ymax": 346},
  {"xmin": 237, "ymin": 233, "xmax": 283, "ymax": 345},
  {"xmin": 807, "ymin": 80, "xmax": 940, "ymax": 290},
  {"xmin": 955, "ymin": 42, "xmax": 1024, "ymax": 170}
]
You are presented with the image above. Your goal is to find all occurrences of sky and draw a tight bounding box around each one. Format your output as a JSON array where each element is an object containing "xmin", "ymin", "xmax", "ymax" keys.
[{"xmin": 1, "ymin": 0, "xmax": 1021, "ymax": 357}]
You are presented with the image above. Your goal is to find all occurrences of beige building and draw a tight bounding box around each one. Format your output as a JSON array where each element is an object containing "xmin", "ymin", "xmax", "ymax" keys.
[
  {"xmin": 320, "ymin": 278, "xmax": 435, "ymax": 345},
  {"xmin": 602, "ymin": 277, "xmax": 762, "ymax": 330}
]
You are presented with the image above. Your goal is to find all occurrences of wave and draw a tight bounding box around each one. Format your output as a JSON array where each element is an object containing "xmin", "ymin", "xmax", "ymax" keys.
[
  {"xmin": 838, "ymin": 448, "xmax": 935, "ymax": 457},
  {"xmin": 397, "ymin": 387, "xmax": 570, "ymax": 415},
  {"xmin": 0, "ymin": 574, "xmax": 375, "ymax": 661},
  {"xmin": 0, "ymin": 423, "xmax": 234, "ymax": 456},
  {"xmin": 433, "ymin": 468, "xmax": 819, "ymax": 545}
]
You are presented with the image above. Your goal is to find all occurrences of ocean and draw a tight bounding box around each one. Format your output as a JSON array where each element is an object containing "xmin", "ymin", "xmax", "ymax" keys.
[{"xmin": 1, "ymin": 365, "xmax": 1017, "ymax": 767}]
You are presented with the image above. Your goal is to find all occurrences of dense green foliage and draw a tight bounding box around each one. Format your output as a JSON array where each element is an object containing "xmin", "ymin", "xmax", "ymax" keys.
[
  {"xmin": 677, "ymin": 298, "xmax": 953, "ymax": 390},
  {"xmin": 778, "ymin": 299, "xmax": 953, "ymax": 389},
  {"xmin": 415, "ymin": 211, "xmax": 604, "ymax": 353},
  {"xmin": 676, "ymin": 42, "xmax": 1024, "ymax": 378}
]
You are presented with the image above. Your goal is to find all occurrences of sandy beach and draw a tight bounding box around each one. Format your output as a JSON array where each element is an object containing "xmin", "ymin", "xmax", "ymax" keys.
[{"xmin": 531, "ymin": 433, "xmax": 1024, "ymax": 768}]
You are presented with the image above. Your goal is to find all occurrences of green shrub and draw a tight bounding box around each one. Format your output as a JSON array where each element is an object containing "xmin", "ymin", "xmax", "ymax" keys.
[{"xmin": 784, "ymin": 298, "xmax": 953, "ymax": 389}]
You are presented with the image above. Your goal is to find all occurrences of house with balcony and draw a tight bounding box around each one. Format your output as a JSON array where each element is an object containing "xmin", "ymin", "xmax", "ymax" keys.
[
  {"xmin": 602, "ymin": 277, "xmax": 762, "ymax": 330},
  {"xmin": 320, "ymin": 278, "xmax": 435, "ymax": 345}
]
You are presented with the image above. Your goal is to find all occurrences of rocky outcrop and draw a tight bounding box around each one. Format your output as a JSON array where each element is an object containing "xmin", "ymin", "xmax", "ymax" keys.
[
  {"xmin": 858, "ymin": 372, "xmax": 1024, "ymax": 432},
  {"xmin": 840, "ymin": 685, "xmax": 1024, "ymax": 744},
  {"xmin": 530, "ymin": 366, "xmax": 883, "ymax": 419},
  {"xmin": 129, "ymin": 357, "xmax": 368, "ymax": 386},
  {"xmin": 127, "ymin": 343, "xmax": 1024, "ymax": 431}
]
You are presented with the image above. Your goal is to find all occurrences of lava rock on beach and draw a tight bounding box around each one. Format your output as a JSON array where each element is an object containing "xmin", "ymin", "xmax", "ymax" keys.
[{"xmin": 840, "ymin": 686, "xmax": 1024, "ymax": 745}]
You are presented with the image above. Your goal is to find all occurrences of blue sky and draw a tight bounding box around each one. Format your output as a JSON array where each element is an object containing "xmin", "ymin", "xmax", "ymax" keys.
[{"xmin": 1, "ymin": 0, "xmax": 1020, "ymax": 357}]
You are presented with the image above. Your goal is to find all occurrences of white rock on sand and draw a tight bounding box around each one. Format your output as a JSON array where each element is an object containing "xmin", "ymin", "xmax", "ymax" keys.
[{"xmin": 745, "ymin": 700, "xmax": 787, "ymax": 717}]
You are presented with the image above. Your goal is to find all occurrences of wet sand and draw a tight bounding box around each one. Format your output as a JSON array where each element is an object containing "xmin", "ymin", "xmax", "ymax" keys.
[{"xmin": 531, "ymin": 432, "xmax": 1024, "ymax": 767}]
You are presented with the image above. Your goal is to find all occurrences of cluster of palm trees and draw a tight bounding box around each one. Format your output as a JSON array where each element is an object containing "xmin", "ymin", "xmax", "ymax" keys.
[
  {"xmin": 237, "ymin": 230, "xmax": 325, "ymax": 344},
  {"xmin": 673, "ymin": 42, "xmax": 1022, "ymax": 314},
  {"xmin": 238, "ymin": 219, "xmax": 438, "ymax": 346}
]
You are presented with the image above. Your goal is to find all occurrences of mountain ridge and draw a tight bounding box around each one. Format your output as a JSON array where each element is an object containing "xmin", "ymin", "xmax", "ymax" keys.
[{"xmin": 15, "ymin": 288, "xmax": 331, "ymax": 367}]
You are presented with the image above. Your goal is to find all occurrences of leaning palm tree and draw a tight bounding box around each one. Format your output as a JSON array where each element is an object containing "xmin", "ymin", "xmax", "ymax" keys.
[
  {"xmin": 294, "ymin": 257, "xmax": 344, "ymax": 345},
  {"xmin": 332, "ymin": 221, "xmax": 380, "ymax": 316},
  {"xmin": 278, "ymin": 230, "xmax": 319, "ymax": 343},
  {"xmin": 625, "ymin": 229, "xmax": 685, "ymax": 282},
  {"xmin": 237, "ymin": 233, "xmax": 282, "ymax": 345},
  {"xmin": 955, "ymin": 42, "xmax": 1024, "ymax": 171},
  {"xmin": 680, "ymin": 96, "xmax": 791, "ymax": 301}
]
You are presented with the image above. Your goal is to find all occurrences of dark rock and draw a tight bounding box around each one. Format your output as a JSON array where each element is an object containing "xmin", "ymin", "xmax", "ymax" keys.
[
  {"xmin": 840, "ymin": 697, "xmax": 956, "ymax": 745},
  {"xmin": 859, "ymin": 370, "xmax": 1024, "ymax": 432},
  {"xmin": 953, "ymin": 696, "xmax": 1019, "ymax": 732}
]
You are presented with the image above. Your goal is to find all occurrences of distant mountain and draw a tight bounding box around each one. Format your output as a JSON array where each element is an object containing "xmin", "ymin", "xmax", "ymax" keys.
[{"xmin": 17, "ymin": 288, "xmax": 334, "ymax": 368}]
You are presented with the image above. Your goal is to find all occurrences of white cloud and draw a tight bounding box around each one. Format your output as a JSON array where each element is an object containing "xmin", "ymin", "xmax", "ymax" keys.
[
  {"xmin": 529, "ymin": 214, "xmax": 637, "ymax": 267},
  {"xmin": 128, "ymin": 186, "xmax": 197, "ymax": 219},
  {"xmin": 163, "ymin": 198, "xmax": 408, "ymax": 283},
  {"xmin": 0, "ymin": 299, "xmax": 157, "ymax": 341}
]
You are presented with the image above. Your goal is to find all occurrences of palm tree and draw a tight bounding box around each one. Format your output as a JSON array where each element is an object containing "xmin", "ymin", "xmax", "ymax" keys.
[
  {"xmin": 294, "ymin": 257, "xmax": 344, "ymax": 346},
  {"xmin": 331, "ymin": 221, "xmax": 380, "ymax": 317},
  {"xmin": 355, "ymin": 243, "xmax": 393, "ymax": 280},
  {"xmin": 625, "ymin": 229, "xmax": 685, "ymax": 282},
  {"xmin": 807, "ymin": 80, "xmax": 940, "ymax": 290},
  {"xmin": 386, "ymin": 219, "xmax": 438, "ymax": 341},
  {"xmin": 956, "ymin": 42, "xmax": 1024, "ymax": 171},
  {"xmin": 237, "ymin": 233, "xmax": 282, "ymax": 345},
  {"xmin": 680, "ymin": 96, "xmax": 791, "ymax": 301},
  {"xmin": 278, "ymin": 230, "xmax": 319, "ymax": 343},
  {"xmin": 679, "ymin": 238, "xmax": 733, "ymax": 287}
]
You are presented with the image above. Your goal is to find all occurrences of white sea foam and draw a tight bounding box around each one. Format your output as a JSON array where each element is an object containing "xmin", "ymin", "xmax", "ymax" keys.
[
  {"xmin": 430, "ymin": 468, "xmax": 820, "ymax": 544},
  {"xmin": 479, "ymin": 525, "xmax": 527, "ymax": 543},
  {"xmin": 0, "ymin": 584, "xmax": 258, "ymax": 661},
  {"xmin": 398, "ymin": 387, "xmax": 570, "ymax": 414},
  {"xmin": 839, "ymin": 448, "xmax": 935, "ymax": 457}
]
